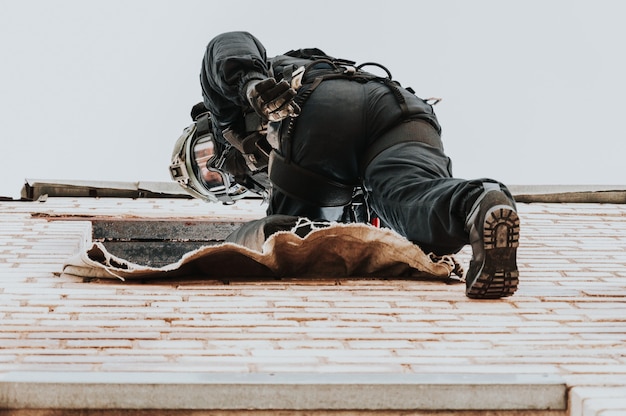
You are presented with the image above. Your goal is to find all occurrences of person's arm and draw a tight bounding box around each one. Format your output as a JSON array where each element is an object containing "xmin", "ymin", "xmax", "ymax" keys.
[
  {"xmin": 200, "ymin": 31, "xmax": 269, "ymax": 130},
  {"xmin": 201, "ymin": 31, "xmax": 299, "ymax": 127},
  {"xmin": 202, "ymin": 32, "xmax": 269, "ymax": 107}
]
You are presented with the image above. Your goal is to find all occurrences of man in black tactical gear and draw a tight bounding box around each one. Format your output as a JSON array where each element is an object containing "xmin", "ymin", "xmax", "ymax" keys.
[{"xmin": 192, "ymin": 31, "xmax": 520, "ymax": 299}]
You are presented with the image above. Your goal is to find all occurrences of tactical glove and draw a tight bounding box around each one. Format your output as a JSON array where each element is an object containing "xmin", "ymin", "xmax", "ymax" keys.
[{"xmin": 245, "ymin": 78, "xmax": 300, "ymax": 122}]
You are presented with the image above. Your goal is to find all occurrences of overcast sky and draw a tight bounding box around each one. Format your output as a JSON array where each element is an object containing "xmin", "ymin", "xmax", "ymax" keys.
[{"xmin": 1, "ymin": 0, "xmax": 624, "ymax": 198}]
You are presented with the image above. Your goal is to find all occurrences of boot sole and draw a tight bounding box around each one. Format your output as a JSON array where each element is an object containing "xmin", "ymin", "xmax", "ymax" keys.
[{"xmin": 466, "ymin": 205, "xmax": 520, "ymax": 299}]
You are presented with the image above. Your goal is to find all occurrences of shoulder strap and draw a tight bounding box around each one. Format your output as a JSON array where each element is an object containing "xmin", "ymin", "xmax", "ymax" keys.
[{"xmin": 195, "ymin": 113, "xmax": 212, "ymax": 138}]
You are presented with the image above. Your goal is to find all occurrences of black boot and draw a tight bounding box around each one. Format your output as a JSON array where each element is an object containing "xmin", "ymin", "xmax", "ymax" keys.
[{"xmin": 464, "ymin": 183, "xmax": 520, "ymax": 299}]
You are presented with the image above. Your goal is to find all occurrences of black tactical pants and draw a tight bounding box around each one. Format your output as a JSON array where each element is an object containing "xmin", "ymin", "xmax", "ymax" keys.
[
  {"xmin": 363, "ymin": 140, "xmax": 512, "ymax": 255},
  {"xmin": 233, "ymin": 77, "xmax": 514, "ymax": 255}
]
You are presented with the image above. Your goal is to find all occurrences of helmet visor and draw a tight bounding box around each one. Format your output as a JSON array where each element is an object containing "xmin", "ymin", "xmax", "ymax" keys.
[{"xmin": 191, "ymin": 135, "xmax": 228, "ymax": 191}]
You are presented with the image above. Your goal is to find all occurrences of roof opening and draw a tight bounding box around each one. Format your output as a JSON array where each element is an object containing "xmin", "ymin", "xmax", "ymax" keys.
[{"xmin": 91, "ymin": 219, "xmax": 242, "ymax": 268}]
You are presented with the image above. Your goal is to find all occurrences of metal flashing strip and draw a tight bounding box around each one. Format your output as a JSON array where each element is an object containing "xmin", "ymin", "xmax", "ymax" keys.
[
  {"xmin": 16, "ymin": 179, "xmax": 626, "ymax": 203},
  {"xmin": 0, "ymin": 372, "xmax": 567, "ymax": 411},
  {"xmin": 20, "ymin": 179, "xmax": 192, "ymax": 201},
  {"xmin": 508, "ymin": 184, "xmax": 626, "ymax": 203}
]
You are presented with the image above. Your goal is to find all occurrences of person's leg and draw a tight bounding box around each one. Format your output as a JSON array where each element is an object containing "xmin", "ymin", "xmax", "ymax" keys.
[
  {"xmin": 363, "ymin": 139, "xmax": 519, "ymax": 298},
  {"xmin": 364, "ymin": 140, "xmax": 480, "ymax": 254},
  {"xmin": 464, "ymin": 183, "xmax": 520, "ymax": 298}
]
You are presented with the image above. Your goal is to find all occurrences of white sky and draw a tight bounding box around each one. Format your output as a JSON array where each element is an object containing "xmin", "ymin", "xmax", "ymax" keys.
[{"xmin": 1, "ymin": 0, "xmax": 625, "ymax": 198}]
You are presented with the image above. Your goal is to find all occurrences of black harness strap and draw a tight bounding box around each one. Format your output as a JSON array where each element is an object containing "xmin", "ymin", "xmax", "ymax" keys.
[
  {"xmin": 280, "ymin": 75, "xmax": 325, "ymax": 164},
  {"xmin": 381, "ymin": 78, "xmax": 410, "ymax": 118},
  {"xmin": 195, "ymin": 113, "xmax": 212, "ymax": 138}
]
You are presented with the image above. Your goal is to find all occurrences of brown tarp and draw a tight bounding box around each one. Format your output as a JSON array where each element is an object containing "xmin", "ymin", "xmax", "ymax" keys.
[{"xmin": 62, "ymin": 223, "xmax": 457, "ymax": 281}]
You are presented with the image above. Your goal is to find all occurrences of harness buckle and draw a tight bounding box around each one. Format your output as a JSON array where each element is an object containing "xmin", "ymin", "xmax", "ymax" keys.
[
  {"xmin": 425, "ymin": 97, "xmax": 443, "ymax": 105},
  {"xmin": 343, "ymin": 66, "xmax": 357, "ymax": 76},
  {"xmin": 290, "ymin": 66, "xmax": 306, "ymax": 90}
]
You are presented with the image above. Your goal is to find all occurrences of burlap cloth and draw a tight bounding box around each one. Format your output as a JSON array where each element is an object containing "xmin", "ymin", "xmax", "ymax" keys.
[{"xmin": 61, "ymin": 222, "xmax": 459, "ymax": 282}]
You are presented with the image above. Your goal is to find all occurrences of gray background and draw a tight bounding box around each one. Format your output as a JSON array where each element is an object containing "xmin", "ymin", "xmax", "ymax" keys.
[{"xmin": 1, "ymin": 0, "xmax": 623, "ymax": 198}]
